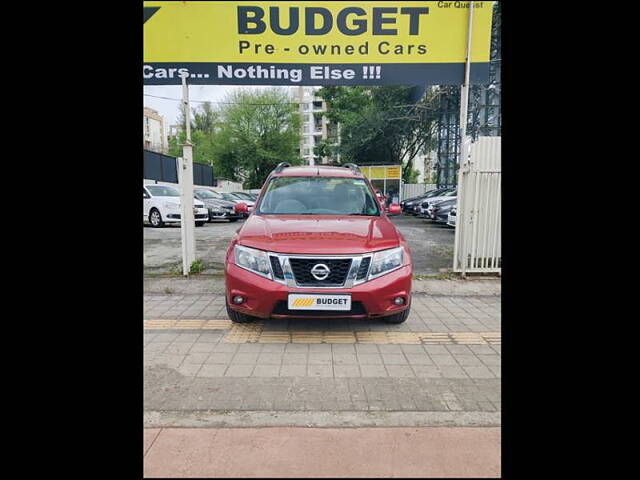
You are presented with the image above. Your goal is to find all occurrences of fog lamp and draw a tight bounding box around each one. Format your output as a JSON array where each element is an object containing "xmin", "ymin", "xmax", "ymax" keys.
[
  {"xmin": 393, "ymin": 297, "xmax": 405, "ymax": 306},
  {"xmin": 233, "ymin": 296, "xmax": 245, "ymax": 304}
]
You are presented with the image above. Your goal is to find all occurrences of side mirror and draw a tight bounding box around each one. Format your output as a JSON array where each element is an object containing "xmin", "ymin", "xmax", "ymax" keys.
[
  {"xmin": 388, "ymin": 204, "xmax": 401, "ymax": 215},
  {"xmin": 235, "ymin": 202, "xmax": 248, "ymax": 214}
]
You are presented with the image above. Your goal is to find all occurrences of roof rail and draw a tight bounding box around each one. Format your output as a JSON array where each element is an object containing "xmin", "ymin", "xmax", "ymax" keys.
[
  {"xmin": 342, "ymin": 163, "xmax": 361, "ymax": 173},
  {"xmin": 274, "ymin": 162, "xmax": 291, "ymax": 173}
]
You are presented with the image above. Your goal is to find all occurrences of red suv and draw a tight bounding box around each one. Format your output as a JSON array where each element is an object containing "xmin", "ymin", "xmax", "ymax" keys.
[{"xmin": 224, "ymin": 163, "xmax": 412, "ymax": 324}]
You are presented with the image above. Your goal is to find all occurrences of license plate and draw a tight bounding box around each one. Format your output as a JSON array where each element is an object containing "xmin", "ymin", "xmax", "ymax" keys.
[{"xmin": 288, "ymin": 294, "xmax": 351, "ymax": 311}]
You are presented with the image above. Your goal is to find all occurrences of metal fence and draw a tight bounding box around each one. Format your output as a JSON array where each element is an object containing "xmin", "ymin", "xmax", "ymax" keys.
[
  {"xmin": 453, "ymin": 137, "xmax": 501, "ymax": 274},
  {"xmin": 401, "ymin": 183, "xmax": 438, "ymax": 201},
  {"xmin": 143, "ymin": 149, "xmax": 215, "ymax": 186}
]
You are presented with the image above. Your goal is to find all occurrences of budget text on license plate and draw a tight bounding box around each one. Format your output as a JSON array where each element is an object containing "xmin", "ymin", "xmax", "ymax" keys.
[{"xmin": 288, "ymin": 294, "xmax": 351, "ymax": 311}]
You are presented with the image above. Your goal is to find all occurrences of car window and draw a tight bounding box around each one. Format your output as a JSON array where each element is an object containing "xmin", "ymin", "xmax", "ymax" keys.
[
  {"xmin": 195, "ymin": 190, "xmax": 216, "ymax": 199},
  {"xmin": 233, "ymin": 192, "xmax": 252, "ymax": 200},
  {"xmin": 146, "ymin": 185, "xmax": 180, "ymax": 197},
  {"xmin": 258, "ymin": 176, "xmax": 380, "ymax": 216},
  {"xmin": 143, "ymin": 188, "xmax": 150, "ymax": 198}
]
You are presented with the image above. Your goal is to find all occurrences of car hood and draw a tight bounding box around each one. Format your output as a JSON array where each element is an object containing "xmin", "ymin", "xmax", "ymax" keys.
[
  {"xmin": 237, "ymin": 215, "xmax": 400, "ymax": 254},
  {"xmin": 154, "ymin": 196, "xmax": 205, "ymax": 208},
  {"xmin": 423, "ymin": 195, "xmax": 456, "ymax": 205}
]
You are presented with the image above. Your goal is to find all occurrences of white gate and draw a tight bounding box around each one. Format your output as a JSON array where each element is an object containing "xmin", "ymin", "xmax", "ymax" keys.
[
  {"xmin": 401, "ymin": 183, "xmax": 438, "ymax": 201},
  {"xmin": 453, "ymin": 137, "xmax": 501, "ymax": 274}
]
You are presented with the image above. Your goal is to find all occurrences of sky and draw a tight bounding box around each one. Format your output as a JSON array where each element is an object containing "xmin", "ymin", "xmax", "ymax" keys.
[{"xmin": 143, "ymin": 85, "xmax": 297, "ymax": 127}]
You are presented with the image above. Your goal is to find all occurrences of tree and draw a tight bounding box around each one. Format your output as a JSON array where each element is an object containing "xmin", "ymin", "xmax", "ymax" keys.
[
  {"xmin": 317, "ymin": 86, "xmax": 439, "ymax": 182},
  {"xmin": 168, "ymin": 101, "xmax": 220, "ymax": 165},
  {"xmin": 211, "ymin": 88, "xmax": 302, "ymax": 188}
]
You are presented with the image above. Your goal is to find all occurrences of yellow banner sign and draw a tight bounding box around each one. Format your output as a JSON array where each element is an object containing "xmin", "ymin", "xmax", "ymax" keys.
[
  {"xmin": 385, "ymin": 166, "xmax": 402, "ymax": 179},
  {"xmin": 144, "ymin": 1, "xmax": 494, "ymax": 85},
  {"xmin": 360, "ymin": 165, "xmax": 402, "ymax": 180}
]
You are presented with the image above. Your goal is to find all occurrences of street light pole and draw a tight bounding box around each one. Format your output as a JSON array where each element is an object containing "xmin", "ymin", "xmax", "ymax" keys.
[
  {"xmin": 179, "ymin": 76, "xmax": 196, "ymax": 276},
  {"xmin": 453, "ymin": 1, "xmax": 475, "ymax": 277}
]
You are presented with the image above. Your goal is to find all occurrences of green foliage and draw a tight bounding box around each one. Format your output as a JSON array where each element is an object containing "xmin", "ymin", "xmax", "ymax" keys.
[
  {"xmin": 171, "ymin": 89, "xmax": 302, "ymax": 188},
  {"xmin": 211, "ymin": 89, "xmax": 302, "ymax": 188},
  {"xmin": 167, "ymin": 263, "xmax": 182, "ymax": 275},
  {"xmin": 168, "ymin": 101, "xmax": 217, "ymax": 166},
  {"xmin": 189, "ymin": 259, "xmax": 204, "ymax": 275},
  {"xmin": 404, "ymin": 168, "xmax": 420, "ymax": 184},
  {"xmin": 317, "ymin": 86, "xmax": 439, "ymax": 183}
]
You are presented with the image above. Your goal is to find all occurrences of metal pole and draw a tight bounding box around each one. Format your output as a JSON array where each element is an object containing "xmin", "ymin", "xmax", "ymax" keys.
[
  {"xmin": 180, "ymin": 77, "xmax": 196, "ymax": 276},
  {"xmin": 452, "ymin": 1, "xmax": 475, "ymax": 277}
]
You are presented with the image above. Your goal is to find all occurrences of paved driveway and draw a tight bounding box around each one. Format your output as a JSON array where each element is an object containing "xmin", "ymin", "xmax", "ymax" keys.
[{"xmin": 143, "ymin": 214, "xmax": 454, "ymax": 275}]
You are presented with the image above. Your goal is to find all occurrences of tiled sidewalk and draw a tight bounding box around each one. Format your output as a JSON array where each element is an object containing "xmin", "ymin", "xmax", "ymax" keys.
[
  {"xmin": 144, "ymin": 293, "xmax": 501, "ymax": 332},
  {"xmin": 144, "ymin": 293, "xmax": 500, "ymax": 417}
]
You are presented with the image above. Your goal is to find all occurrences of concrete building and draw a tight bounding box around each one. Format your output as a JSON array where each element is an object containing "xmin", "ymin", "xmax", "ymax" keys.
[
  {"xmin": 143, "ymin": 107, "xmax": 168, "ymax": 154},
  {"xmin": 295, "ymin": 87, "xmax": 340, "ymax": 165}
]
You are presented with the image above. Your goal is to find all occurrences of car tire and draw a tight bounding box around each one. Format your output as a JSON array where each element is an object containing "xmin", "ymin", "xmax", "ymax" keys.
[
  {"xmin": 226, "ymin": 299, "xmax": 257, "ymax": 323},
  {"xmin": 383, "ymin": 307, "xmax": 410, "ymax": 324},
  {"xmin": 229, "ymin": 218, "xmax": 239, "ymax": 223},
  {"xmin": 149, "ymin": 208, "xmax": 164, "ymax": 228},
  {"xmin": 196, "ymin": 221, "xmax": 205, "ymax": 227}
]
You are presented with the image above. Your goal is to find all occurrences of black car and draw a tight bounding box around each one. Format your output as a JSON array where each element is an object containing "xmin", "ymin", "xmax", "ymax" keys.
[
  {"xmin": 430, "ymin": 198, "xmax": 458, "ymax": 224},
  {"xmin": 194, "ymin": 188, "xmax": 242, "ymax": 222}
]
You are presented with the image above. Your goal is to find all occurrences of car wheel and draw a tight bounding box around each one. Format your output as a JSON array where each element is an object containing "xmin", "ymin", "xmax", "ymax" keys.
[
  {"xmin": 196, "ymin": 221, "xmax": 205, "ymax": 227},
  {"xmin": 229, "ymin": 218, "xmax": 239, "ymax": 223},
  {"xmin": 149, "ymin": 208, "xmax": 164, "ymax": 228},
  {"xmin": 226, "ymin": 299, "xmax": 257, "ymax": 323},
  {"xmin": 383, "ymin": 307, "xmax": 410, "ymax": 324}
]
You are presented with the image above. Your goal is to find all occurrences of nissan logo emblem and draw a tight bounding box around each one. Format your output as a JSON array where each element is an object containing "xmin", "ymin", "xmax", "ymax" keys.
[{"xmin": 310, "ymin": 263, "xmax": 330, "ymax": 281}]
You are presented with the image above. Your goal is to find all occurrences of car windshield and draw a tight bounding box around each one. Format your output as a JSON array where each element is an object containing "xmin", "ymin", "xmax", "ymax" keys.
[
  {"xmin": 258, "ymin": 176, "xmax": 380, "ymax": 216},
  {"xmin": 425, "ymin": 189, "xmax": 449, "ymax": 198},
  {"xmin": 221, "ymin": 192, "xmax": 240, "ymax": 201},
  {"xmin": 195, "ymin": 190, "xmax": 217, "ymax": 199},
  {"xmin": 232, "ymin": 192, "xmax": 253, "ymax": 200},
  {"xmin": 146, "ymin": 185, "xmax": 180, "ymax": 197}
]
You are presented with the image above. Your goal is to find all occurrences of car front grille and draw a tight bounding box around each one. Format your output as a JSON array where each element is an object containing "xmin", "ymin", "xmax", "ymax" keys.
[
  {"xmin": 357, "ymin": 257, "xmax": 371, "ymax": 280},
  {"xmin": 288, "ymin": 258, "xmax": 352, "ymax": 286},
  {"xmin": 270, "ymin": 256, "xmax": 285, "ymax": 279}
]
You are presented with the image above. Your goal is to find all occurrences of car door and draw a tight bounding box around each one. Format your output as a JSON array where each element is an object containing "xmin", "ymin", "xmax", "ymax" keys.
[{"xmin": 143, "ymin": 187, "xmax": 152, "ymax": 220}]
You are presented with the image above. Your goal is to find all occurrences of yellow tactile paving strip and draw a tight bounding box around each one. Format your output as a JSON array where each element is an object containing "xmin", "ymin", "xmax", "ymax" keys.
[
  {"xmin": 144, "ymin": 319, "xmax": 233, "ymax": 330},
  {"xmin": 144, "ymin": 319, "xmax": 500, "ymax": 345}
]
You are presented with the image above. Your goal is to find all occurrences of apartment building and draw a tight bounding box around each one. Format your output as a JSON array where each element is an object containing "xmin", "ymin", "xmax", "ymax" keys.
[
  {"xmin": 143, "ymin": 107, "xmax": 168, "ymax": 154},
  {"xmin": 295, "ymin": 87, "xmax": 339, "ymax": 165}
]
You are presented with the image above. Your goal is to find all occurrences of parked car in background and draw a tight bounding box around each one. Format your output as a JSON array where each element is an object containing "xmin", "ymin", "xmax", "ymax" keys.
[
  {"xmin": 194, "ymin": 188, "xmax": 242, "ymax": 223},
  {"xmin": 225, "ymin": 163, "xmax": 411, "ymax": 324},
  {"xmin": 403, "ymin": 188, "xmax": 454, "ymax": 214},
  {"xmin": 430, "ymin": 198, "xmax": 457, "ymax": 224},
  {"xmin": 232, "ymin": 191, "xmax": 258, "ymax": 202},
  {"xmin": 143, "ymin": 184, "xmax": 208, "ymax": 227},
  {"xmin": 418, "ymin": 189, "xmax": 457, "ymax": 217},
  {"xmin": 218, "ymin": 192, "xmax": 255, "ymax": 217},
  {"xmin": 447, "ymin": 206, "xmax": 456, "ymax": 228}
]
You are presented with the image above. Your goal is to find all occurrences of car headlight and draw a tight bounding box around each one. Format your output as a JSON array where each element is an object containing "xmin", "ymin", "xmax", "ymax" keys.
[
  {"xmin": 164, "ymin": 202, "xmax": 179, "ymax": 209},
  {"xmin": 234, "ymin": 245, "xmax": 272, "ymax": 279},
  {"xmin": 369, "ymin": 247, "xmax": 404, "ymax": 280}
]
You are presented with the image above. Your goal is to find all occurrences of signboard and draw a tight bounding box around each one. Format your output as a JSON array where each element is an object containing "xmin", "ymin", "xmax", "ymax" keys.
[
  {"xmin": 361, "ymin": 165, "xmax": 402, "ymax": 180},
  {"xmin": 144, "ymin": 1, "xmax": 494, "ymax": 85}
]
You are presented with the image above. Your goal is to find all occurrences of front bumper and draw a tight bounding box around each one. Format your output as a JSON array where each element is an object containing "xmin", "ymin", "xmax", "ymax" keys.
[
  {"xmin": 209, "ymin": 209, "xmax": 241, "ymax": 220},
  {"xmin": 225, "ymin": 263, "xmax": 412, "ymax": 319},
  {"xmin": 164, "ymin": 211, "xmax": 209, "ymax": 222}
]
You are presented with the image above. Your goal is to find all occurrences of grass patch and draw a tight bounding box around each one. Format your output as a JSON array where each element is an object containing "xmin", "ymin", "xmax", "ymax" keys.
[
  {"xmin": 189, "ymin": 259, "xmax": 205, "ymax": 275},
  {"xmin": 167, "ymin": 263, "xmax": 183, "ymax": 276}
]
